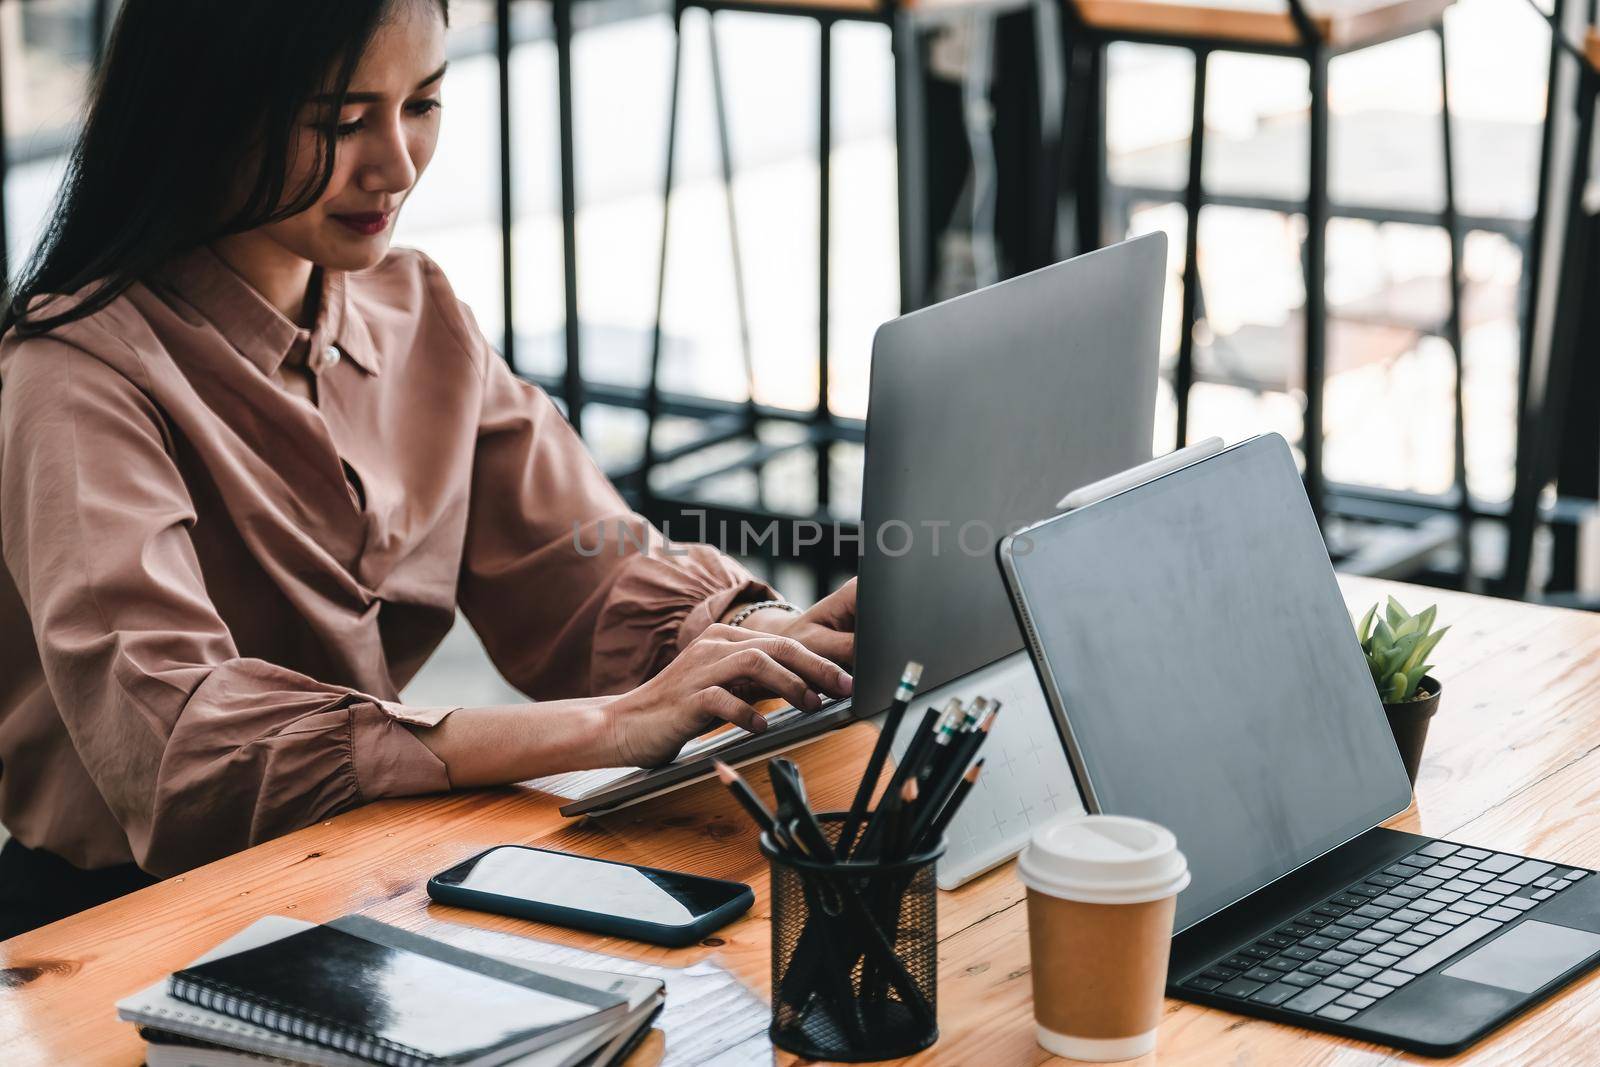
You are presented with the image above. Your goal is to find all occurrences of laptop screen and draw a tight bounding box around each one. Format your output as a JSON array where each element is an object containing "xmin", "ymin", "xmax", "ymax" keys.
[
  {"xmin": 852, "ymin": 235, "xmax": 1164, "ymax": 717},
  {"xmin": 1003, "ymin": 435, "xmax": 1413, "ymax": 932}
]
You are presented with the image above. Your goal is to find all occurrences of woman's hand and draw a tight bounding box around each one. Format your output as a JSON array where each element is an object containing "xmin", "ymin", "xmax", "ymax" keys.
[
  {"xmin": 604, "ymin": 623, "xmax": 853, "ymax": 768},
  {"xmin": 735, "ymin": 578, "xmax": 857, "ymax": 667}
]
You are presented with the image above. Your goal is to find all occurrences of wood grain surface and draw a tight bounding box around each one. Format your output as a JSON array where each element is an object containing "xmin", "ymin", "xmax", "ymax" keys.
[{"xmin": 4, "ymin": 576, "xmax": 1599, "ymax": 1066}]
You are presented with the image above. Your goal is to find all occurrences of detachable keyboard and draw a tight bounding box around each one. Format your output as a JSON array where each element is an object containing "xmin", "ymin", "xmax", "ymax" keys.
[{"xmin": 1178, "ymin": 840, "xmax": 1592, "ymax": 1022}]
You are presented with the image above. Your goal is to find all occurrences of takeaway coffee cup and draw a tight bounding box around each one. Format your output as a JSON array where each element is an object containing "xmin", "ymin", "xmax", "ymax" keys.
[{"xmin": 1017, "ymin": 813, "xmax": 1190, "ymax": 1062}]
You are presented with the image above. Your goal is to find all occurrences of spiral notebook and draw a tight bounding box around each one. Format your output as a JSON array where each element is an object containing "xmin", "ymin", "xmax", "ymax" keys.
[
  {"xmin": 167, "ymin": 915, "xmax": 627, "ymax": 1067},
  {"xmin": 119, "ymin": 917, "xmax": 665, "ymax": 1067}
]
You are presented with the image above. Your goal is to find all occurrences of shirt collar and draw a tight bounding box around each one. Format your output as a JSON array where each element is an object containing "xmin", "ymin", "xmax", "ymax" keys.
[{"xmin": 157, "ymin": 246, "xmax": 381, "ymax": 378}]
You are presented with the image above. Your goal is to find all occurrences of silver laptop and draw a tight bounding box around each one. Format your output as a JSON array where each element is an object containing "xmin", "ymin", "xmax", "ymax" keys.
[{"xmin": 551, "ymin": 235, "xmax": 1166, "ymax": 862}]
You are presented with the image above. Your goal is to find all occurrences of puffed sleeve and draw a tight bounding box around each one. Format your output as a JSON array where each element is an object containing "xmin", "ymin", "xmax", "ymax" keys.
[
  {"xmin": 0, "ymin": 338, "xmax": 453, "ymax": 876},
  {"xmin": 456, "ymin": 335, "xmax": 776, "ymax": 699}
]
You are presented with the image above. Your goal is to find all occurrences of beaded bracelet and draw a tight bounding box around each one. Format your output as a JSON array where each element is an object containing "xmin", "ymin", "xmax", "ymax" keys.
[{"xmin": 727, "ymin": 599, "xmax": 802, "ymax": 628}]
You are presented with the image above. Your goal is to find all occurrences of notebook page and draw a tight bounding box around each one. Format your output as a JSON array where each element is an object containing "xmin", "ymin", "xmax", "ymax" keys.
[{"xmin": 440, "ymin": 925, "xmax": 768, "ymax": 1067}]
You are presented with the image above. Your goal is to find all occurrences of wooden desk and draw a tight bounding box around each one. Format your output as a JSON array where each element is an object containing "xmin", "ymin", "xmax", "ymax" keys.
[{"xmin": 5, "ymin": 577, "xmax": 1600, "ymax": 1065}]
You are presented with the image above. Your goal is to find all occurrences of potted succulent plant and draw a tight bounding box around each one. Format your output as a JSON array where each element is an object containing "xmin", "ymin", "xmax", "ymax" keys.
[{"xmin": 1355, "ymin": 597, "xmax": 1449, "ymax": 786}]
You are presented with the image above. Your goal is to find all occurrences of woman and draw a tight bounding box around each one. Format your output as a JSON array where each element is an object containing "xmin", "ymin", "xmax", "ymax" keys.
[{"xmin": 0, "ymin": 0, "xmax": 856, "ymax": 938}]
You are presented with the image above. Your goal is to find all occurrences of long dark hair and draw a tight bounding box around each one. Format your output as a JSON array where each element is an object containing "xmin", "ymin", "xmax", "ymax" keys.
[{"xmin": 5, "ymin": 0, "xmax": 449, "ymax": 337}]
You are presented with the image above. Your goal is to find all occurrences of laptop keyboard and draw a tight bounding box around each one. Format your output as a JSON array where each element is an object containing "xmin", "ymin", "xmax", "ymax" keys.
[{"xmin": 1181, "ymin": 841, "xmax": 1592, "ymax": 1022}]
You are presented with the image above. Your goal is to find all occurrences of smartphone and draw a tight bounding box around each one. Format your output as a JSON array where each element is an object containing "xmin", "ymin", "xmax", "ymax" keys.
[{"xmin": 427, "ymin": 845, "xmax": 754, "ymax": 947}]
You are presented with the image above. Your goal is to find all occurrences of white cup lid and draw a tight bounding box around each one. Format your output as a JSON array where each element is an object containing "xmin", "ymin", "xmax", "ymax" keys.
[{"xmin": 1018, "ymin": 814, "xmax": 1190, "ymax": 905}]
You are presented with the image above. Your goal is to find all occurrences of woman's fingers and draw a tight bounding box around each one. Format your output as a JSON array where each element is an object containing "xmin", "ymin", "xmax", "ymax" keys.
[
  {"xmin": 695, "ymin": 687, "xmax": 766, "ymax": 733},
  {"xmin": 700, "ymin": 622, "xmax": 752, "ymax": 644},
  {"xmin": 794, "ymin": 625, "xmax": 854, "ymax": 668},
  {"xmin": 705, "ymin": 648, "xmax": 820, "ymax": 711},
  {"xmin": 811, "ymin": 577, "xmax": 857, "ymax": 631},
  {"xmin": 683, "ymin": 624, "xmax": 852, "ymax": 701},
  {"xmin": 740, "ymin": 635, "xmax": 853, "ymax": 698}
]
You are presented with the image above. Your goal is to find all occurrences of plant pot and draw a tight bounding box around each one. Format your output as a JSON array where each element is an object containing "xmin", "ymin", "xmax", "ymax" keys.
[{"xmin": 1383, "ymin": 675, "xmax": 1441, "ymax": 787}]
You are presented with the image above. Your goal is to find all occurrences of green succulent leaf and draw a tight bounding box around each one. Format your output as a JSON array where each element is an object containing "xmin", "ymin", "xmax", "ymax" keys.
[
  {"xmin": 1382, "ymin": 633, "xmax": 1418, "ymax": 672},
  {"xmin": 1373, "ymin": 617, "xmax": 1396, "ymax": 653},
  {"xmin": 1403, "ymin": 626, "xmax": 1449, "ymax": 675},
  {"xmin": 1382, "ymin": 673, "xmax": 1409, "ymax": 703},
  {"xmin": 1355, "ymin": 604, "xmax": 1377, "ymax": 643},
  {"xmin": 1403, "ymin": 663, "xmax": 1431, "ymax": 699},
  {"xmin": 1416, "ymin": 605, "xmax": 1437, "ymax": 635},
  {"xmin": 1385, "ymin": 596, "xmax": 1408, "ymax": 630}
]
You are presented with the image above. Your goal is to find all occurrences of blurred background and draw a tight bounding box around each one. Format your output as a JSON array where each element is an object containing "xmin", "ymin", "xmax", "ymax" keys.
[{"xmin": 2, "ymin": 0, "xmax": 1595, "ymax": 705}]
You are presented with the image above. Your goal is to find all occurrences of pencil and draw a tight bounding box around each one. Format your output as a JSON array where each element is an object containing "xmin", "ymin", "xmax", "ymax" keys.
[
  {"xmin": 849, "ymin": 701, "xmax": 947, "ymax": 859},
  {"xmin": 923, "ymin": 696, "xmax": 987, "ymax": 788},
  {"xmin": 888, "ymin": 777, "xmax": 919, "ymax": 861},
  {"xmin": 839, "ymin": 661, "xmax": 922, "ymax": 855},
  {"xmin": 924, "ymin": 699, "xmax": 966, "ymax": 754},
  {"xmin": 771, "ymin": 759, "xmax": 838, "ymax": 863},
  {"xmin": 949, "ymin": 703, "xmax": 998, "ymax": 781},
  {"xmin": 714, "ymin": 760, "xmax": 783, "ymax": 847},
  {"xmin": 914, "ymin": 759, "xmax": 984, "ymax": 855},
  {"xmin": 886, "ymin": 699, "xmax": 960, "ymax": 800},
  {"xmin": 906, "ymin": 708, "xmax": 998, "ymax": 851}
]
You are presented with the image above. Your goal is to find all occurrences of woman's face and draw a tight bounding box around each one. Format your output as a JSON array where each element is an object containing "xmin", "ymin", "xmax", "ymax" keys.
[{"xmin": 261, "ymin": 1, "xmax": 448, "ymax": 273}]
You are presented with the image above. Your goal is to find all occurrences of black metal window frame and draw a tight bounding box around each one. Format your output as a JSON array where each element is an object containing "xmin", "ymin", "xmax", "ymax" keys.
[{"xmin": 0, "ymin": 0, "xmax": 1581, "ymax": 596}]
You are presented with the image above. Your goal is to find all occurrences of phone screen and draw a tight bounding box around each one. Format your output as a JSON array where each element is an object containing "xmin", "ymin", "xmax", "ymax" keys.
[{"xmin": 434, "ymin": 846, "xmax": 745, "ymax": 928}]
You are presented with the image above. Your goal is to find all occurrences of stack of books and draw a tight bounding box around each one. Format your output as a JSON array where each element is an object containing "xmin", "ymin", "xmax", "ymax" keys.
[{"xmin": 116, "ymin": 914, "xmax": 664, "ymax": 1067}]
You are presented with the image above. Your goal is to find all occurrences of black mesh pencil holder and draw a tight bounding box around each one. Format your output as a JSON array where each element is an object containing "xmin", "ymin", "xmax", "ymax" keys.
[{"xmin": 762, "ymin": 813, "xmax": 944, "ymax": 1062}]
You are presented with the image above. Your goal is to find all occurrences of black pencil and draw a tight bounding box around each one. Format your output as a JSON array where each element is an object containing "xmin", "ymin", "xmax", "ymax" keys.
[
  {"xmin": 888, "ymin": 698, "xmax": 960, "ymax": 794},
  {"xmin": 947, "ymin": 702, "xmax": 997, "ymax": 784},
  {"xmin": 905, "ymin": 707, "xmax": 998, "ymax": 851},
  {"xmin": 921, "ymin": 696, "xmax": 986, "ymax": 789},
  {"xmin": 888, "ymin": 777, "xmax": 919, "ymax": 861},
  {"xmin": 852, "ymin": 701, "xmax": 953, "ymax": 859},
  {"xmin": 839, "ymin": 661, "xmax": 922, "ymax": 855},
  {"xmin": 714, "ymin": 760, "xmax": 783, "ymax": 846},
  {"xmin": 914, "ymin": 759, "xmax": 984, "ymax": 855},
  {"xmin": 770, "ymin": 759, "xmax": 837, "ymax": 862}
]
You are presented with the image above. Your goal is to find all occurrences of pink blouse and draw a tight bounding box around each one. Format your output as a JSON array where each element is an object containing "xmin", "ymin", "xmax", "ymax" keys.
[{"xmin": 0, "ymin": 247, "xmax": 772, "ymax": 876}]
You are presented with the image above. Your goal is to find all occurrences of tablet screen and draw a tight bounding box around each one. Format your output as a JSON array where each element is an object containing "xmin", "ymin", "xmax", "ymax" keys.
[{"xmin": 1005, "ymin": 435, "xmax": 1412, "ymax": 931}]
